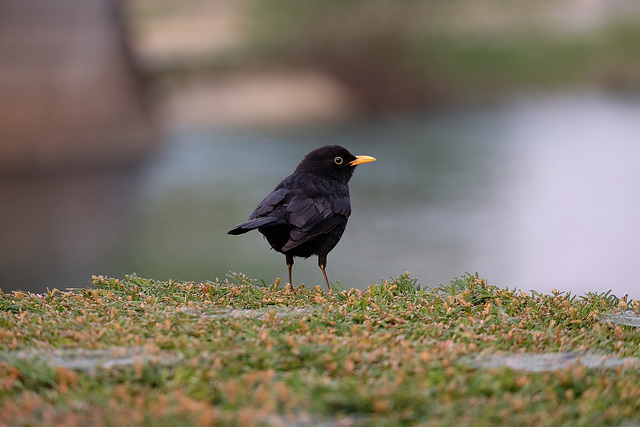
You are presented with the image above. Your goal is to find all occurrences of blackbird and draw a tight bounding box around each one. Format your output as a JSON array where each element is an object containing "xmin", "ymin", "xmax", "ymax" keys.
[{"xmin": 228, "ymin": 145, "xmax": 376, "ymax": 290}]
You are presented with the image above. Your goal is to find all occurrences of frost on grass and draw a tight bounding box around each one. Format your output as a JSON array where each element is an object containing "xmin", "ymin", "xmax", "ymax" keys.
[
  {"xmin": 603, "ymin": 310, "xmax": 640, "ymax": 327},
  {"xmin": 178, "ymin": 305, "xmax": 320, "ymax": 319},
  {"xmin": 0, "ymin": 347, "xmax": 180, "ymax": 375},
  {"xmin": 464, "ymin": 352, "xmax": 640, "ymax": 372}
]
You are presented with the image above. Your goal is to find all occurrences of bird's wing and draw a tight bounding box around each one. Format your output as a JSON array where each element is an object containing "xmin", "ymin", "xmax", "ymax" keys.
[
  {"xmin": 281, "ymin": 191, "xmax": 351, "ymax": 252},
  {"xmin": 227, "ymin": 188, "xmax": 290, "ymax": 234},
  {"xmin": 249, "ymin": 188, "xmax": 289, "ymax": 219}
]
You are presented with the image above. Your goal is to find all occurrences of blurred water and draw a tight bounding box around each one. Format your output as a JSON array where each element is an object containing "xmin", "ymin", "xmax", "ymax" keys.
[{"xmin": 2, "ymin": 91, "xmax": 640, "ymax": 297}]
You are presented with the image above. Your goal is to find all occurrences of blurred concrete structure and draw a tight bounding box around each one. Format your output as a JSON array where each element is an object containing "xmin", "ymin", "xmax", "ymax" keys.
[{"xmin": 0, "ymin": 0, "xmax": 155, "ymax": 175}]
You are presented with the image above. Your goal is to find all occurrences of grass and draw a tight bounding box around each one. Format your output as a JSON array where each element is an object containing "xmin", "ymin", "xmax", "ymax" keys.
[{"xmin": 1, "ymin": 272, "xmax": 640, "ymax": 426}]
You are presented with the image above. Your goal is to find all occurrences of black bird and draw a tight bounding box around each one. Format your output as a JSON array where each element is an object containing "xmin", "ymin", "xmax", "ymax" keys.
[{"xmin": 228, "ymin": 145, "xmax": 376, "ymax": 290}]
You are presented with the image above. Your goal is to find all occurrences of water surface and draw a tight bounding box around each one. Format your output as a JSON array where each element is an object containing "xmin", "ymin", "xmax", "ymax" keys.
[{"xmin": 2, "ymin": 92, "xmax": 639, "ymax": 297}]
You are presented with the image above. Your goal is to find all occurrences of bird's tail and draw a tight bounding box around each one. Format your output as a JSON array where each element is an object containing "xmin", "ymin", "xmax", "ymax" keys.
[{"xmin": 227, "ymin": 217, "xmax": 279, "ymax": 235}]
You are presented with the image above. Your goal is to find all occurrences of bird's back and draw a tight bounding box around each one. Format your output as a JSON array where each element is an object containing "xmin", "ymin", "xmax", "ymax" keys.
[{"xmin": 249, "ymin": 171, "xmax": 351, "ymax": 258}]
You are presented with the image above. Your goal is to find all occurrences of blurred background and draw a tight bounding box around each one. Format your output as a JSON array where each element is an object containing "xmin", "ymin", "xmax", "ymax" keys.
[{"xmin": 1, "ymin": 0, "xmax": 640, "ymax": 297}]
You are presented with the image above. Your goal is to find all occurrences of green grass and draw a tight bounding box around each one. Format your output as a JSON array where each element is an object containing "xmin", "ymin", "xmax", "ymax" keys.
[{"xmin": 1, "ymin": 273, "xmax": 640, "ymax": 426}]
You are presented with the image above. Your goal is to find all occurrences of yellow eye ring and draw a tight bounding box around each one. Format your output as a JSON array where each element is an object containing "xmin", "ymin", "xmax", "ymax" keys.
[{"xmin": 334, "ymin": 157, "xmax": 343, "ymax": 165}]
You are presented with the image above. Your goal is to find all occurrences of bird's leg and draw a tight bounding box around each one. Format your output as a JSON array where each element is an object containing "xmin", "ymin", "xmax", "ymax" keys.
[
  {"xmin": 286, "ymin": 254, "xmax": 294, "ymax": 287},
  {"xmin": 318, "ymin": 255, "xmax": 331, "ymax": 291}
]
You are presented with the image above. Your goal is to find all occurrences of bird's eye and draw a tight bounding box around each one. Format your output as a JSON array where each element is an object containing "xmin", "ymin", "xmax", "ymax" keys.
[{"xmin": 334, "ymin": 157, "xmax": 343, "ymax": 165}]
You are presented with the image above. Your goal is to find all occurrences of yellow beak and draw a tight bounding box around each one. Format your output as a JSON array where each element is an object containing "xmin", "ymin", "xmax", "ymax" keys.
[{"xmin": 349, "ymin": 155, "xmax": 376, "ymax": 166}]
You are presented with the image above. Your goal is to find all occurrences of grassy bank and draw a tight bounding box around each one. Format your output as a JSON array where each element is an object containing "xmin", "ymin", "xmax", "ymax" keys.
[
  {"xmin": 132, "ymin": 0, "xmax": 640, "ymax": 114},
  {"xmin": 1, "ymin": 273, "xmax": 639, "ymax": 426}
]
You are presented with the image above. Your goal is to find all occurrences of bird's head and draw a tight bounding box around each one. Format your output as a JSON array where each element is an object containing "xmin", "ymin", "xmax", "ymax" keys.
[{"xmin": 295, "ymin": 145, "xmax": 376, "ymax": 183}]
